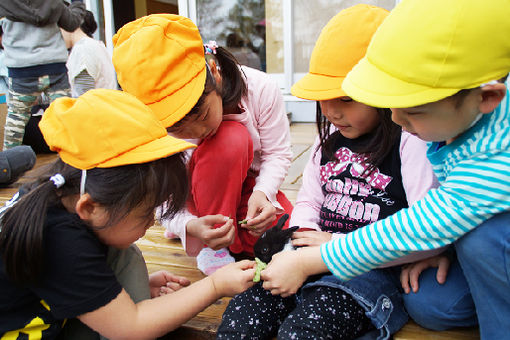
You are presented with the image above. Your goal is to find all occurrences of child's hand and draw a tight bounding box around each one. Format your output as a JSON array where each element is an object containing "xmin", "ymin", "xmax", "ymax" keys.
[
  {"xmin": 187, "ymin": 215, "xmax": 235, "ymax": 250},
  {"xmin": 244, "ymin": 190, "xmax": 276, "ymax": 236},
  {"xmin": 291, "ymin": 230, "xmax": 332, "ymax": 247},
  {"xmin": 209, "ymin": 260, "xmax": 256, "ymax": 296},
  {"xmin": 400, "ymin": 254, "xmax": 451, "ymax": 294},
  {"xmin": 261, "ymin": 250, "xmax": 307, "ymax": 297},
  {"xmin": 149, "ymin": 270, "xmax": 191, "ymax": 298}
]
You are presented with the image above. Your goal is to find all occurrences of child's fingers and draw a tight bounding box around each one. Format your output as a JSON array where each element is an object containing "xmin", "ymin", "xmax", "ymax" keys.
[
  {"xmin": 236, "ymin": 259, "xmax": 257, "ymax": 270},
  {"xmin": 202, "ymin": 214, "xmax": 230, "ymax": 226},
  {"xmin": 165, "ymin": 281, "xmax": 185, "ymax": 292},
  {"xmin": 207, "ymin": 222, "xmax": 236, "ymax": 249},
  {"xmin": 408, "ymin": 262, "xmax": 430, "ymax": 293},
  {"xmin": 400, "ymin": 266, "xmax": 411, "ymax": 294},
  {"xmin": 163, "ymin": 271, "xmax": 191, "ymax": 286},
  {"xmin": 435, "ymin": 257, "xmax": 450, "ymax": 284},
  {"xmin": 291, "ymin": 237, "xmax": 316, "ymax": 247},
  {"xmin": 208, "ymin": 219, "xmax": 234, "ymax": 237},
  {"xmin": 159, "ymin": 286, "xmax": 172, "ymax": 295},
  {"xmin": 291, "ymin": 231, "xmax": 316, "ymax": 239}
]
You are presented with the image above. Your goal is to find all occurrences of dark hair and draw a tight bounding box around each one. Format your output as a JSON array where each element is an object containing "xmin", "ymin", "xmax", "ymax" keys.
[
  {"xmin": 450, "ymin": 74, "xmax": 508, "ymax": 108},
  {"xmin": 81, "ymin": 10, "xmax": 98, "ymax": 37},
  {"xmin": 168, "ymin": 46, "xmax": 248, "ymax": 131},
  {"xmin": 316, "ymin": 102, "xmax": 401, "ymax": 175},
  {"xmin": 0, "ymin": 154, "xmax": 188, "ymax": 284}
]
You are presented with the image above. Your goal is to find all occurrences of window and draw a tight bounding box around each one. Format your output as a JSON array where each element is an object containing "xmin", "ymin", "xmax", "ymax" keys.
[{"xmin": 101, "ymin": 0, "xmax": 401, "ymax": 120}]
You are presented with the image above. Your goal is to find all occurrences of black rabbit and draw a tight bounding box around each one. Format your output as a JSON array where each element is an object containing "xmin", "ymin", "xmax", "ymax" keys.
[{"xmin": 253, "ymin": 214, "xmax": 299, "ymax": 264}]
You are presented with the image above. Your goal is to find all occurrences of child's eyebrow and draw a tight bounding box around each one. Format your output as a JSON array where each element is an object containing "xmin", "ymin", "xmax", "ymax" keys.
[{"xmin": 404, "ymin": 105, "xmax": 427, "ymax": 112}]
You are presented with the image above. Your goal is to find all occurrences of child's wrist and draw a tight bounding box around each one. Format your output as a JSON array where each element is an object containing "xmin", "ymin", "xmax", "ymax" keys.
[
  {"xmin": 186, "ymin": 219, "xmax": 199, "ymax": 237},
  {"xmin": 298, "ymin": 246, "xmax": 327, "ymax": 277},
  {"xmin": 205, "ymin": 275, "xmax": 222, "ymax": 298}
]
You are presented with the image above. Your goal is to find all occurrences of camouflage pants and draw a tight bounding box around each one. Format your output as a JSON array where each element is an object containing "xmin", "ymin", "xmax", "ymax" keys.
[{"xmin": 4, "ymin": 73, "xmax": 70, "ymax": 149}]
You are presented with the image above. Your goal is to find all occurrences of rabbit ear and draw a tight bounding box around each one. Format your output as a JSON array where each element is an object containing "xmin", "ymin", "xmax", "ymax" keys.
[
  {"xmin": 275, "ymin": 213, "xmax": 290, "ymax": 230},
  {"xmin": 289, "ymin": 226, "xmax": 299, "ymax": 232},
  {"xmin": 283, "ymin": 225, "xmax": 299, "ymax": 238}
]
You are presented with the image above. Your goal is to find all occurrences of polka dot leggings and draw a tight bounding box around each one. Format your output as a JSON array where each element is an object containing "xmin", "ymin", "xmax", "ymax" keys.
[
  {"xmin": 278, "ymin": 286, "xmax": 374, "ymax": 339},
  {"xmin": 217, "ymin": 283, "xmax": 296, "ymax": 339},
  {"xmin": 217, "ymin": 283, "xmax": 374, "ymax": 339}
]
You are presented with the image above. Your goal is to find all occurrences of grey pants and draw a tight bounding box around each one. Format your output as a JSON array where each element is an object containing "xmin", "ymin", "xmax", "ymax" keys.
[{"xmin": 57, "ymin": 244, "xmax": 150, "ymax": 340}]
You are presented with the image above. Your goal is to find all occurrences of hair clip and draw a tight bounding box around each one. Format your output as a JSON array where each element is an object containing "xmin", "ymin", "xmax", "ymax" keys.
[
  {"xmin": 80, "ymin": 170, "xmax": 87, "ymax": 196},
  {"xmin": 204, "ymin": 40, "xmax": 218, "ymax": 55},
  {"xmin": 49, "ymin": 174, "xmax": 65, "ymax": 188}
]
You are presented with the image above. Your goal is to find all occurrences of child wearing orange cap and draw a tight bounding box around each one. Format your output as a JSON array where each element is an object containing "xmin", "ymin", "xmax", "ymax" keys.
[
  {"xmin": 218, "ymin": 5, "xmax": 442, "ymax": 339},
  {"xmin": 0, "ymin": 89, "xmax": 255, "ymax": 339},
  {"xmin": 112, "ymin": 14, "xmax": 293, "ymax": 275},
  {"xmin": 260, "ymin": 1, "xmax": 510, "ymax": 338}
]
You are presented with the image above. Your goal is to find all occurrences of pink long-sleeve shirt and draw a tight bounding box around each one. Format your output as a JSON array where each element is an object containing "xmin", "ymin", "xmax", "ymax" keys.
[
  {"xmin": 290, "ymin": 131, "xmax": 445, "ymax": 266},
  {"xmin": 161, "ymin": 66, "xmax": 292, "ymax": 256}
]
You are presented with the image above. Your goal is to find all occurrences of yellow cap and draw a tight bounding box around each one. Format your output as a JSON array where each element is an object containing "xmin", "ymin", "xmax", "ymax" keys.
[
  {"xmin": 343, "ymin": 0, "xmax": 510, "ymax": 108},
  {"xmin": 112, "ymin": 14, "xmax": 206, "ymax": 127},
  {"xmin": 291, "ymin": 5, "xmax": 389, "ymax": 101},
  {"xmin": 39, "ymin": 89, "xmax": 195, "ymax": 170}
]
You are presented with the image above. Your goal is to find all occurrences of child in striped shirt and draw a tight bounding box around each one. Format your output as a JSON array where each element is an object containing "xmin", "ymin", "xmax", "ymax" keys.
[{"xmin": 260, "ymin": 1, "xmax": 510, "ymax": 339}]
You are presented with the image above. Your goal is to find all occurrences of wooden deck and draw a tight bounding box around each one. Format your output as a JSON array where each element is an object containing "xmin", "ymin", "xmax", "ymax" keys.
[{"xmin": 0, "ymin": 123, "xmax": 479, "ymax": 339}]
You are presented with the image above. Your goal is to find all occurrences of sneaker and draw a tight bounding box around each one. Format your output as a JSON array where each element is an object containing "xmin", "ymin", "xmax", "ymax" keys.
[{"xmin": 196, "ymin": 247, "xmax": 235, "ymax": 275}]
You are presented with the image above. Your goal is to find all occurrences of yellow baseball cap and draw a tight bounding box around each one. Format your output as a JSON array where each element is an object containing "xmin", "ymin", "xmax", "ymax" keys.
[
  {"xmin": 112, "ymin": 14, "xmax": 206, "ymax": 127},
  {"xmin": 291, "ymin": 5, "xmax": 389, "ymax": 101},
  {"xmin": 39, "ymin": 89, "xmax": 195, "ymax": 170},
  {"xmin": 343, "ymin": 0, "xmax": 510, "ymax": 108}
]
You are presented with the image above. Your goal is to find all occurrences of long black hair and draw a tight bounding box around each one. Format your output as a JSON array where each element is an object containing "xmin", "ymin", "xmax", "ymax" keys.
[
  {"xmin": 81, "ymin": 10, "xmax": 98, "ymax": 37},
  {"xmin": 316, "ymin": 102, "xmax": 401, "ymax": 175},
  {"xmin": 168, "ymin": 46, "xmax": 248, "ymax": 131},
  {"xmin": 0, "ymin": 153, "xmax": 188, "ymax": 284}
]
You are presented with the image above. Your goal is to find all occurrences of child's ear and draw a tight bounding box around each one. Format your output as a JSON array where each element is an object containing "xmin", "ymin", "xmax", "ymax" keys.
[
  {"xmin": 479, "ymin": 83, "xmax": 506, "ymax": 114},
  {"xmin": 75, "ymin": 194, "xmax": 102, "ymax": 223},
  {"xmin": 207, "ymin": 58, "xmax": 222, "ymax": 85}
]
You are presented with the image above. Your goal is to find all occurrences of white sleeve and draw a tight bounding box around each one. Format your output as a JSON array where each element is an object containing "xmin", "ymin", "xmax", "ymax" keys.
[{"xmin": 156, "ymin": 206, "xmax": 204, "ymax": 257}]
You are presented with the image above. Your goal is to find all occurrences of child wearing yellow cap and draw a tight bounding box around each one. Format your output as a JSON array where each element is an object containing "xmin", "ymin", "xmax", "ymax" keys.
[
  {"xmin": 0, "ymin": 89, "xmax": 255, "ymax": 339},
  {"xmin": 261, "ymin": 1, "xmax": 510, "ymax": 339},
  {"xmin": 112, "ymin": 14, "xmax": 293, "ymax": 276},
  {"xmin": 218, "ymin": 5, "xmax": 443, "ymax": 339}
]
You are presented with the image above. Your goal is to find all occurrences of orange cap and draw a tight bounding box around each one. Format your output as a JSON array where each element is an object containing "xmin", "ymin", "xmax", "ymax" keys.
[
  {"xmin": 112, "ymin": 14, "xmax": 206, "ymax": 127},
  {"xmin": 291, "ymin": 4, "xmax": 389, "ymax": 101},
  {"xmin": 39, "ymin": 89, "xmax": 196, "ymax": 170}
]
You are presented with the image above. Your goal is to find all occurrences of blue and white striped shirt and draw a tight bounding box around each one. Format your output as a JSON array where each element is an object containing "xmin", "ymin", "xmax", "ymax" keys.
[{"xmin": 321, "ymin": 88, "xmax": 510, "ymax": 280}]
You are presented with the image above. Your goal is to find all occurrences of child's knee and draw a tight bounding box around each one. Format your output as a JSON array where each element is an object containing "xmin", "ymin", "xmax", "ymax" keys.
[
  {"xmin": 200, "ymin": 121, "xmax": 252, "ymax": 158},
  {"xmin": 403, "ymin": 264, "xmax": 476, "ymax": 330},
  {"xmin": 404, "ymin": 292, "xmax": 475, "ymax": 331}
]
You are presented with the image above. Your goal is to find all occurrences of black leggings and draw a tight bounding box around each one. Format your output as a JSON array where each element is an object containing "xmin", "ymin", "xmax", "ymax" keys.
[{"xmin": 217, "ymin": 283, "xmax": 374, "ymax": 339}]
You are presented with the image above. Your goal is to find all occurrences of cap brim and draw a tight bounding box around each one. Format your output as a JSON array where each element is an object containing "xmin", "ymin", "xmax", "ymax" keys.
[
  {"xmin": 342, "ymin": 57, "xmax": 460, "ymax": 108},
  {"xmin": 97, "ymin": 134, "xmax": 195, "ymax": 168},
  {"xmin": 291, "ymin": 73, "xmax": 347, "ymax": 101},
  {"xmin": 148, "ymin": 65, "xmax": 207, "ymax": 128}
]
